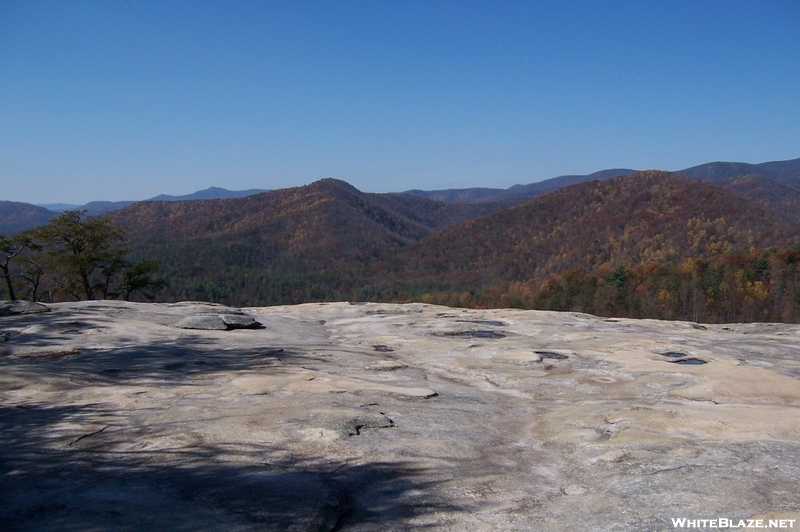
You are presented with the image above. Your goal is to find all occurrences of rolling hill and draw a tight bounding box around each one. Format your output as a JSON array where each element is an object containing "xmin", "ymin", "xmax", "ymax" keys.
[
  {"xmin": 383, "ymin": 171, "xmax": 800, "ymax": 287},
  {"xmin": 36, "ymin": 187, "xmax": 271, "ymax": 217},
  {"xmin": 105, "ymin": 171, "xmax": 800, "ymax": 310},
  {"xmin": 148, "ymin": 186, "xmax": 269, "ymax": 202},
  {"xmin": 7, "ymin": 168, "xmax": 800, "ymax": 321},
  {"xmin": 677, "ymin": 157, "xmax": 800, "ymax": 185},
  {"xmin": 367, "ymin": 171, "xmax": 800, "ymax": 322},
  {"xmin": 405, "ymin": 168, "xmax": 637, "ymax": 203},
  {"xmin": 0, "ymin": 201, "xmax": 58, "ymax": 234},
  {"xmin": 109, "ymin": 179, "xmax": 509, "ymax": 304},
  {"xmin": 403, "ymin": 157, "xmax": 800, "ymax": 204},
  {"xmin": 9, "ymin": 155, "xmax": 799, "ymax": 231},
  {"xmin": 721, "ymin": 174, "xmax": 800, "ymax": 226}
]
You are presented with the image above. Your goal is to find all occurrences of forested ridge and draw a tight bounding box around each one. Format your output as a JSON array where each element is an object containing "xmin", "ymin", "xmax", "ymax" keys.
[
  {"xmin": 384, "ymin": 171, "xmax": 799, "ymax": 284},
  {"xmin": 6, "ymin": 170, "xmax": 800, "ymax": 323},
  {"xmin": 114, "ymin": 172, "xmax": 800, "ymax": 321},
  {"xmin": 361, "ymin": 171, "xmax": 800, "ymax": 323},
  {"xmin": 106, "ymin": 178, "xmax": 510, "ymax": 305},
  {"xmin": 0, "ymin": 201, "xmax": 58, "ymax": 234}
]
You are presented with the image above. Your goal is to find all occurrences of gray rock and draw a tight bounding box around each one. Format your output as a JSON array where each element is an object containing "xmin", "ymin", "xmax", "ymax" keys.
[
  {"xmin": 3, "ymin": 300, "xmax": 800, "ymax": 530},
  {"xmin": 173, "ymin": 315, "xmax": 229, "ymax": 330},
  {"xmin": 0, "ymin": 300, "xmax": 50, "ymax": 316},
  {"xmin": 173, "ymin": 313, "xmax": 261, "ymax": 330},
  {"xmin": 220, "ymin": 313, "xmax": 261, "ymax": 329}
]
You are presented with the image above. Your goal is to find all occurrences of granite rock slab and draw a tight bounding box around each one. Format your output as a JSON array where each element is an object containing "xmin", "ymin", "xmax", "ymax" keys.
[
  {"xmin": 173, "ymin": 311, "xmax": 262, "ymax": 330},
  {"xmin": 0, "ymin": 300, "xmax": 49, "ymax": 316},
  {"xmin": 1, "ymin": 300, "xmax": 799, "ymax": 531}
]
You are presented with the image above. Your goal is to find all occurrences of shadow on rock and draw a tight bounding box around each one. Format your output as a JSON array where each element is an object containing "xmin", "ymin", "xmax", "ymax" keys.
[
  {"xmin": 0, "ymin": 403, "xmax": 472, "ymax": 531},
  {"xmin": 1, "ymin": 343, "xmax": 306, "ymax": 386}
]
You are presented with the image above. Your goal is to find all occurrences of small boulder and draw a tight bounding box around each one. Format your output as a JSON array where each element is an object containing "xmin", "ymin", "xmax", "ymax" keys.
[
  {"xmin": 174, "ymin": 315, "xmax": 229, "ymax": 330},
  {"xmin": 173, "ymin": 312, "xmax": 262, "ymax": 330},
  {"xmin": 366, "ymin": 360, "xmax": 407, "ymax": 371},
  {"xmin": 220, "ymin": 314, "xmax": 261, "ymax": 329},
  {"xmin": 0, "ymin": 301, "xmax": 50, "ymax": 316}
]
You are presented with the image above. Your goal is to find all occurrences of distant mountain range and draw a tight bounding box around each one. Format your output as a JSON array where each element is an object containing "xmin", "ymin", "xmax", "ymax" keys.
[
  {"xmin": 2, "ymin": 187, "xmax": 270, "ymax": 234},
  {"xmin": 2, "ymin": 156, "xmax": 799, "ymax": 235},
  {"xmin": 405, "ymin": 168, "xmax": 638, "ymax": 202},
  {"xmin": 36, "ymin": 186, "xmax": 270, "ymax": 215},
  {"xmin": 680, "ymin": 158, "xmax": 800, "ymax": 184},
  {"xmin": 404, "ymin": 157, "xmax": 800, "ymax": 203},
  {"xmin": 4, "ymin": 156, "xmax": 800, "ymax": 321},
  {"xmin": 102, "ymin": 166, "xmax": 800, "ymax": 307},
  {"xmin": 148, "ymin": 186, "xmax": 269, "ymax": 202}
]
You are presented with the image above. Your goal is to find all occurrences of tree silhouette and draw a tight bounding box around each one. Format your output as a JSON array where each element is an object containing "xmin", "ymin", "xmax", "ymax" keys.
[{"xmin": 0, "ymin": 232, "xmax": 34, "ymax": 301}]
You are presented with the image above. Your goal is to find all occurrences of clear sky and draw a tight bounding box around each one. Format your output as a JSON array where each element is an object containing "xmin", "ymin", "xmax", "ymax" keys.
[{"xmin": 2, "ymin": 1, "xmax": 799, "ymax": 204}]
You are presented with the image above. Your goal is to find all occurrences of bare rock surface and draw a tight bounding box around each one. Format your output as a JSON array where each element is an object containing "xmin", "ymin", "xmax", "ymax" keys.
[
  {"xmin": 0, "ymin": 300, "xmax": 50, "ymax": 316},
  {"xmin": 1, "ymin": 300, "xmax": 799, "ymax": 531},
  {"xmin": 173, "ymin": 308, "xmax": 262, "ymax": 330}
]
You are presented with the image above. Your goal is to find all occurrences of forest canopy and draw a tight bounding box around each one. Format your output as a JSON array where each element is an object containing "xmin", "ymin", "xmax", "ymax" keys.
[{"xmin": 7, "ymin": 172, "xmax": 800, "ymax": 324}]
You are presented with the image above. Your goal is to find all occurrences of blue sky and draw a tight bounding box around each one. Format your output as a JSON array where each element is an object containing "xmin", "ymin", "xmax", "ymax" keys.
[{"xmin": 2, "ymin": 1, "xmax": 799, "ymax": 204}]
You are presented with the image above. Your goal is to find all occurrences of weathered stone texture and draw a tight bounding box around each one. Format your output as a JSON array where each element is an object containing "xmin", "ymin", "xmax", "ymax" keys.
[{"xmin": 1, "ymin": 300, "xmax": 798, "ymax": 530}]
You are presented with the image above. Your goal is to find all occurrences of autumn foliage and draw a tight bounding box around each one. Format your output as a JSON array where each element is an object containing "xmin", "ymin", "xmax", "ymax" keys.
[
  {"xmin": 32, "ymin": 170, "xmax": 800, "ymax": 323},
  {"xmin": 413, "ymin": 248, "xmax": 800, "ymax": 323}
]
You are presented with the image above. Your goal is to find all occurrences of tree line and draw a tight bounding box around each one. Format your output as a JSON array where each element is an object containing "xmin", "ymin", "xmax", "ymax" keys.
[
  {"xmin": 8, "ymin": 209, "xmax": 800, "ymax": 325},
  {"xmin": 409, "ymin": 247, "xmax": 800, "ymax": 323},
  {"xmin": 1, "ymin": 210, "xmax": 163, "ymax": 302}
]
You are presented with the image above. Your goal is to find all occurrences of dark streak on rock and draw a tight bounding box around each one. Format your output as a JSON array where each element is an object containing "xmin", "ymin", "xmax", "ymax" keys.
[
  {"xmin": 68, "ymin": 425, "xmax": 110, "ymax": 447},
  {"xmin": 439, "ymin": 331, "xmax": 506, "ymax": 339}
]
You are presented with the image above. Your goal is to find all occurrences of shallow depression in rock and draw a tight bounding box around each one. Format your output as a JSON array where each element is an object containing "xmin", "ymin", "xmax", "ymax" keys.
[
  {"xmin": 535, "ymin": 351, "xmax": 568, "ymax": 360},
  {"xmin": 670, "ymin": 358, "xmax": 707, "ymax": 365},
  {"xmin": 372, "ymin": 345, "xmax": 394, "ymax": 352}
]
